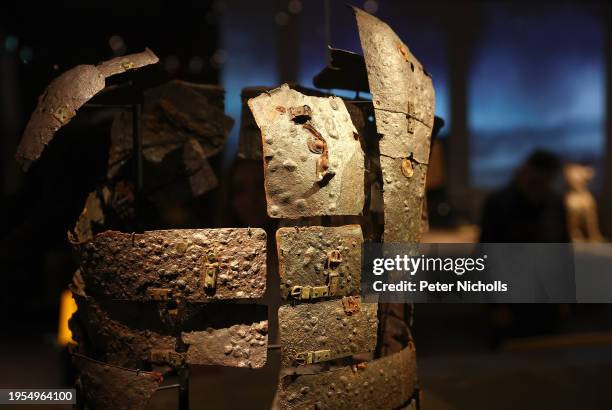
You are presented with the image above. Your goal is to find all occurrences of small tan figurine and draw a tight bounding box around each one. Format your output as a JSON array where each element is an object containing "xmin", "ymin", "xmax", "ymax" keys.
[{"xmin": 565, "ymin": 163, "xmax": 604, "ymax": 242}]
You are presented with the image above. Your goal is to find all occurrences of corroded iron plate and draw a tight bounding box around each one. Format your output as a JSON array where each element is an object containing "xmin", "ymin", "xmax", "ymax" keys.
[
  {"xmin": 276, "ymin": 225, "xmax": 363, "ymax": 300},
  {"xmin": 278, "ymin": 297, "xmax": 377, "ymax": 367},
  {"xmin": 248, "ymin": 84, "xmax": 365, "ymax": 218},
  {"xmin": 277, "ymin": 344, "xmax": 417, "ymax": 410},
  {"xmin": 74, "ymin": 228, "xmax": 267, "ymax": 301}
]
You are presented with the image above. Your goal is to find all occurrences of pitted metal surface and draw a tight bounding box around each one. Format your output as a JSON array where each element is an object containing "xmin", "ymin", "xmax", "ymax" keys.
[
  {"xmin": 278, "ymin": 298, "xmax": 377, "ymax": 368},
  {"xmin": 276, "ymin": 225, "xmax": 363, "ymax": 300},
  {"xmin": 353, "ymin": 7, "xmax": 434, "ymax": 130},
  {"xmin": 277, "ymin": 343, "xmax": 417, "ymax": 410},
  {"xmin": 73, "ymin": 228, "xmax": 267, "ymax": 301},
  {"xmin": 16, "ymin": 48, "xmax": 159, "ymax": 170},
  {"xmin": 182, "ymin": 321, "xmax": 268, "ymax": 368},
  {"xmin": 248, "ymin": 84, "xmax": 365, "ymax": 218},
  {"xmin": 380, "ymin": 157, "xmax": 428, "ymax": 243},
  {"xmin": 73, "ymin": 354, "xmax": 162, "ymax": 410},
  {"xmin": 353, "ymin": 8, "xmax": 434, "ymax": 243}
]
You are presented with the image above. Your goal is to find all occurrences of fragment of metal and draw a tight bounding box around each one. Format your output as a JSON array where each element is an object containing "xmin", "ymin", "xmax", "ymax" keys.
[
  {"xmin": 353, "ymin": 8, "xmax": 434, "ymax": 243},
  {"xmin": 73, "ymin": 353, "xmax": 162, "ymax": 410},
  {"xmin": 313, "ymin": 47, "xmax": 370, "ymax": 93},
  {"xmin": 16, "ymin": 48, "xmax": 159, "ymax": 170},
  {"xmin": 277, "ymin": 343, "xmax": 417, "ymax": 409},
  {"xmin": 248, "ymin": 84, "xmax": 365, "ymax": 218},
  {"xmin": 278, "ymin": 297, "xmax": 377, "ymax": 367},
  {"xmin": 277, "ymin": 225, "xmax": 363, "ymax": 300},
  {"xmin": 378, "ymin": 304, "xmax": 414, "ymax": 356},
  {"xmin": 183, "ymin": 138, "xmax": 218, "ymax": 197},
  {"xmin": 69, "ymin": 181, "xmax": 136, "ymax": 244},
  {"xmin": 341, "ymin": 296, "xmax": 361, "ymax": 315},
  {"xmin": 182, "ymin": 321, "xmax": 268, "ymax": 368},
  {"xmin": 108, "ymin": 80, "xmax": 232, "ymax": 180},
  {"xmin": 73, "ymin": 228, "xmax": 267, "ymax": 301}
]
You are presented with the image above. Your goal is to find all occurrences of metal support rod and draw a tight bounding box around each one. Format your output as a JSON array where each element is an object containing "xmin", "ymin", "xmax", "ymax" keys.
[
  {"xmin": 178, "ymin": 367, "xmax": 189, "ymax": 410},
  {"xmin": 132, "ymin": 103, "xmax": 143, "ymax": 194}
]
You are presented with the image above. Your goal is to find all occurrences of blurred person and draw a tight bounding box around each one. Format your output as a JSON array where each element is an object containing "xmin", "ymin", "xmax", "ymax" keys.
[
  {"xmin": 480, "ymin": 150, "xmax": 569, "ymax": 243},
  {"xmin": 480, "ymin": 150, "xmax": 572, "ymax": 346}
]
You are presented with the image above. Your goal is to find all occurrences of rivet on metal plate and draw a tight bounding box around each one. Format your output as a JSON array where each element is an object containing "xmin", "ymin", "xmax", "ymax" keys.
[
  {"xmin": 401, "ymin": 158, "xmax": 414, "ymax": 178},
  {"xmin": 53, "ymin": 106, "xmax": 71, "ymax": 124}
]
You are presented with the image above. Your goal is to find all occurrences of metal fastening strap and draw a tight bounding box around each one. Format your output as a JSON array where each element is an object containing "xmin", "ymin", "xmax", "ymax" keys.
[
  {"xmin": 146, "ymin": 288, "xmax": 172, "ymax": 301},
  {"xmin": 295, "ymin": 349, "xmax": 332, "ymax": 365},
  {"xmin": 203, "ymin": 263, "xmax": 218, "ymax": 290},
  {"xmin": 311, "ymin": 286, "xmax": 329, "ymax": 299},
  {"xmin": 203, "ymin": 251, "xmax": 219, "ymax": 290},
  {"xmin": 328, "ymin": 272, "xmax": 340, "ymax": 296}
]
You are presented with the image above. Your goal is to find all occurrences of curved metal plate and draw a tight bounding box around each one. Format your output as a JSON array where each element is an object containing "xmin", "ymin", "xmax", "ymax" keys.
[
  {"xmin": 248, "ymin": 84, "xmax": 365, "ymax": 218},
  {"xmin": 277, "ymin": 225, "xmax": 363, "ymax": 300},
  {"xmin": 353, "ymin": 8, "xmax": 434, "ymax": 243},
  {"xmin": 277, "ymin": 344, "xmax": 417, "ymax": 410},
  {"xmin": 73, "ymin": 354, "xmax": 162, "ymax": 410},
  {"xmin": 353, "ymin": 7, "xmax": 434, "ymax": 129},
  {"xmin": 278, "ymin": 297, "xmax": 377, "ymax": 368},
  {"xmin": 74, "ymin": 228, "xmax": 267, "ymax": 301},
  {"xmin": 16, "ymin": 48, "xmax": 159, "ymax": 170},
  {"xmin": 71, "ymin": 294, "xmax": 177, "ymax": 369}
]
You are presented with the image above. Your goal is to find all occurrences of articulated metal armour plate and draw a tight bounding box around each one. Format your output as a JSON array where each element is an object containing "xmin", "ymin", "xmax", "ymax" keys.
[
  {"xmin": 353, "ymin": 8, "xmax": 434, "ymax": 130},
  {"xmin": 248, "ymin": 84, "xmax": 365, "ymax": 218},
  {"xmin": 278, "ymin": 298, "xmax": 377, "ymax": 368},
  {"xmin": 182, "ymin": 321, "xmax": 268, "ymax": 368},
  {"xmin": 354, "ymin": 7, "xmax": 434, "ymax": 243},
  {"xmin": 16, "ymin": 48, "xmax": 159, "ymax": 170},
  {"xmin": 108, "ymin": 80, "xmax": 232, "ymax": 179},
  {"xmin": 74, "ymin": 228, "xmax": 267, "ymax": 301},
  {"xmin": 277, "ymin": 343, "xmax": 417, "ymax": 410},
  {"xmin": 276, "ymin": 225, "xmax": 363, "ymax": 300},
  {"xmin": 71, "ymin": 295, "xmax": 177, "ymax": 369},
  {"xmin": 73, "ymin": 354, "xmax": 162, "ymax": 410}
]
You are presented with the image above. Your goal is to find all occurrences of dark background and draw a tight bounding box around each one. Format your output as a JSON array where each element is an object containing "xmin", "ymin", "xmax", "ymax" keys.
[{"xmin": 1, "ymin": 1, "xmax": 612, "ymax": 409}]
